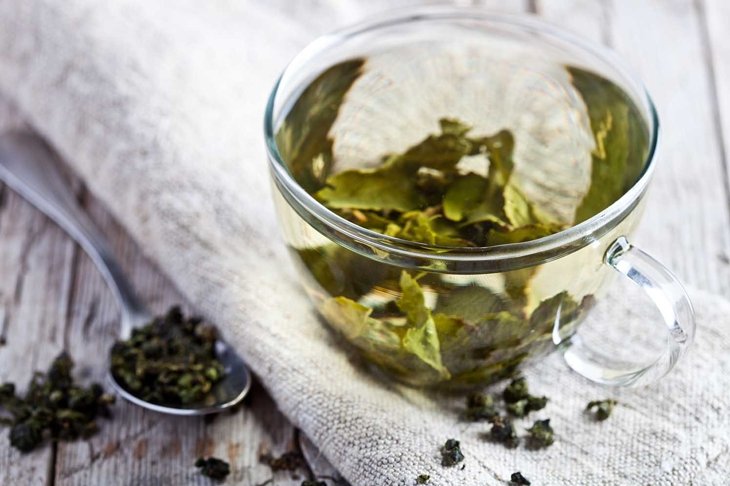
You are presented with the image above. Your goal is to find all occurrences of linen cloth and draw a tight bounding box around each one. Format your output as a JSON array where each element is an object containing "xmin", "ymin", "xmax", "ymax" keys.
[{"xmin": 0, "ymin": 1, "xmax": 728, "ymax": 484}]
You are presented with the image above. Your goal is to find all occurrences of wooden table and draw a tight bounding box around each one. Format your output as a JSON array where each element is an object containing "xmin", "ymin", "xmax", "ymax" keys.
[{"xmin": 1, "ymin": 0, "xmax": 728, "ymax": 484}]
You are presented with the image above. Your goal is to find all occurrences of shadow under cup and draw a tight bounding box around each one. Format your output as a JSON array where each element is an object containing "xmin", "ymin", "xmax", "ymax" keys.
[{"xmin": 264, "ymin": 7, "xmax": 694, "ymax": 390}]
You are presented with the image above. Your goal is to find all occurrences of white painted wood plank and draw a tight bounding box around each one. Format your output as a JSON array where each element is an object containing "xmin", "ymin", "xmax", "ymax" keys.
[
  {"xmin": 534, "ymin": 0, "xmax": 606, "ymax": 43},
  {"xmin": 538, "ymin": 0, "xmax": 730, "ymax": 294},
  {"xmin": 0, "ymin": 186, "xmax": 76, "ymax": 485},
  {"xmin": 703, "ymin": 0, "xmax": 730, "ymax": 266}
]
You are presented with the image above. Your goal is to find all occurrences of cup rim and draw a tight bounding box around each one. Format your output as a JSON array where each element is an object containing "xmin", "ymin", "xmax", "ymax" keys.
[{"xmin": 264, "ymin": 6, "xmax": 659, "ymax": 270}]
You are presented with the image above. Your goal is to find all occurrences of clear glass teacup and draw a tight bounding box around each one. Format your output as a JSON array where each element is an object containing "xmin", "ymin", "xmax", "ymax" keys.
[{"xmin": 264, "ymin": 7, "xmax": 695, "ymax": 390}]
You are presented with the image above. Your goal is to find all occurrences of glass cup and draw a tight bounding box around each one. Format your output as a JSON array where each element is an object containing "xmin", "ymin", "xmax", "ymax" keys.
[{"xmin": 264, "ymin": 7, "xmax": 695, "ymax": 389}]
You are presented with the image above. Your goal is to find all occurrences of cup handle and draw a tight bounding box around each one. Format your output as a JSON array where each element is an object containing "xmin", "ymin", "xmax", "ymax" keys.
[{"xmin": 559, "ymin": 236, "xmax": 695, "ymax": 387}]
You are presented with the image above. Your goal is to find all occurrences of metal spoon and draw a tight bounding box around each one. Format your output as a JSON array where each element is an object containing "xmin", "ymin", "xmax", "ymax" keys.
[{"xmin": 0, "ymin": 131, "xmax": 252, "ymax": 415}]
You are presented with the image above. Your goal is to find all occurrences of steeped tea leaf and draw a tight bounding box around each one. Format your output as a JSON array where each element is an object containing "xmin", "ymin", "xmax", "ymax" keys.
[
  {"xmin": 276, "ymin": 59, "xmax": 365, "ymax": 192},
  {"xmin": 399, "ymin": 119, "xmax": 474, "ymax": 171},
  {"xmin": 397, "ymin": 272, "xmax": 430, "ymax": 326},
  {"xmin": 321, "ymin": 296, "xmax": 373, "ymax": 340},
  {"xmin": 486, "ymin": 224, "xmax": 560, "ymax": 245},
  {"xmin": 398, "ymin": 272, "xmax": 450, "ymax": 378},
  {"xmin": 443, "ymin": 174, "xmax": 497, "ymax": 223},
  {"xmin": 529, "ymin": 291, "xmax": 580, "ymax": 334},
  {"xmin": 503, "ymin": 183, "xmax": 535, "ymax": 227},
  {"xmin": 391, "ymin": 211, "xmax": 469, "ymax": 247},
  {"xmin": 316, "ymin": 163, "xmax": 424, "ymax": 211},
  {"xmin": 439, "ymin": 118, "xmax": 472, "ymax": 137},
  {"xmin": 402, "ymin": 316, "xmax": 450, "ymax": 379},
  {"xmin": 435, "ymin": 286, "xmax": 507, "ymax": 323},
  {"xmin": 569, "ymin": 66, "xmax": 649, "ymax": 223}
]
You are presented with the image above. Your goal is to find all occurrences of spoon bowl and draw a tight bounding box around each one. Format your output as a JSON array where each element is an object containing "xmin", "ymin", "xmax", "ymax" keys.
[{"xmin": 0, "ymin": 131, "xmax": 252, "ymax": 415}]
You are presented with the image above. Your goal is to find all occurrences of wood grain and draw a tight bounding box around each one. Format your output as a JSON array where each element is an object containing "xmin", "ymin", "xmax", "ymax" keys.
[
  {"xmin": 537, "ymin": 0, "xmax": 730, "ymax": 294},
  {"xmin": 0, "ymin": 186, "xmax": 73, "ymax": 485},
  {"xmin": 0, "ymin": 166, "xmax": 310, "ymax": 485},
  {"xmin": 703, "ymin": 0, "xmax": 730, "ymax": 228}
]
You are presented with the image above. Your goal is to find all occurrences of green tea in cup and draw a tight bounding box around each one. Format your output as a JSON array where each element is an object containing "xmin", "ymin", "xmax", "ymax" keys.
[{"xmin": 265, "ymin": 8, "xmax": 694, "ymax": 389}]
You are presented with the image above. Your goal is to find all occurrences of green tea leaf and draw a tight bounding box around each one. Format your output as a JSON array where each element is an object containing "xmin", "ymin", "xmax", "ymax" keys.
[
  {"xmin": 397, "ymin": 272, "xmax": 430, "ymax": 326},
  {"xmin": 482, "ymin": 129, "xmax": 515, "ymax": 190},
  {"xmin": 443, "ymin": 173, "xmax": 488, "ymax": 221},
  {"xmin": 321, "ymin": 296, "xmax": 373, "ymax": 339},
  {"xmin": 316, "ymin": 163, "xmax": 424, "ymax": 211},
  {"xmin": 435, "ymin": 285, "xmax": 508, "ymax": 323},
  {"xmin": 474, "ymin": 311, "xmax": 528, "ymax": 349},
  {"xmin": 296, "ymin": 246, "xmax": 398, "ymax": 300},
  {"xmin": 276, "ymin": 59, "xmax": 365, "ymax": 193},
  {"xmin": 443, "ymin": 173, "xmax": 507, "ymax": 226},
  {"xmin": 402, "ymin": 315, "xmax": 450, "ymax": 379},
  {"xmin": 486, "ymin": 224, "xmax": 560, "ymax": 245},
  {"xmin": 392, "ymin": 211, "xmax": 469, "ymax": 247},
  {"xmin": 503, "ymin": 183, "xmax": 534, "ymax": 227},
  {"xmin": 397, "ymin": 272, "xmax": 450, "ymax": 377},
  {"xmin": 433, "ymin": 313, "xmax": 464, "ymax": 336},
  {"xmin": 439, "ymin": 118, "xmax": 472, "ymax": 137},
  {"xmin": 569, "ymin": 66, "xmax": 650, "ymax": 223},
  {"xmin": 399, "ymin": 119, "xmax": 474, "ymax": 171},
  {"xmin": 529, "ymin": 291, "xmax": 580, "ymax": 334}
]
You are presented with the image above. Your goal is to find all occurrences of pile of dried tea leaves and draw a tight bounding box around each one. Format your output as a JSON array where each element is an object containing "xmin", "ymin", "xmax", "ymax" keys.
[
  {"xmin": 461, "ymin": 377, "xmax": 553, "ymax": 450},
  {"xmin": 110, "ymin": 306, "xmax": 226, "ymax": 407},
  {"xmin": 0, "ymin": 352, "xmax": 115, "ymax": 453}
]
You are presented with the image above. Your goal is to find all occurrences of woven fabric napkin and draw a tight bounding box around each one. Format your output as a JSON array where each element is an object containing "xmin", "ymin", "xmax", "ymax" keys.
[{"xmin": 1, "ymin": 1, "xmax": 728, "ymax": 484}]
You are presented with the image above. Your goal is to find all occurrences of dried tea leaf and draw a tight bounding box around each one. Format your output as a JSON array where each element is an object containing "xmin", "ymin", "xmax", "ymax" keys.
[
  {"xmin": 586, "ymin": 399, "xmax": 618, "ymax": 421},
  {"xmin": 503, "ymin": 377, "xmax": 530, "ymax": 404},
  {"xmin": 506, "ymin": 395, "xmax": 548, "ymax": 418},
  {"xmin": 489, "ymin": 415, "xmax": 519, "ymax": 448},
  {"xmin": 110, "ymin": 307, "xmax": 226, "ymax": 407},
  {"xmin": 526, "ymin": 419, "xmax": 555, "ymax": 448},
  {"xmin": 463, "ymin": 392, "xmax": 498, "ymax": 421},
  {"xmin": 195, "ymin": 457, "xmax": 231, "ymax": 481},
  {"xmin": 440, "ymin": 438, "xmax": 465, "ymax": 466},
  {"xmin": 0, "ymin": 353, "xmax": 115, "ymax": 453},
  {"xmin": 510, "ymin": 471, "xmax": 531, "ymax": 485}
]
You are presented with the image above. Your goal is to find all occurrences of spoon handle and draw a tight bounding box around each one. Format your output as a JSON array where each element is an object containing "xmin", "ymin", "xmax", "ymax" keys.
[{"xmin": 0, "ymin": 131, "xmax": 149, "ymax": 333}]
